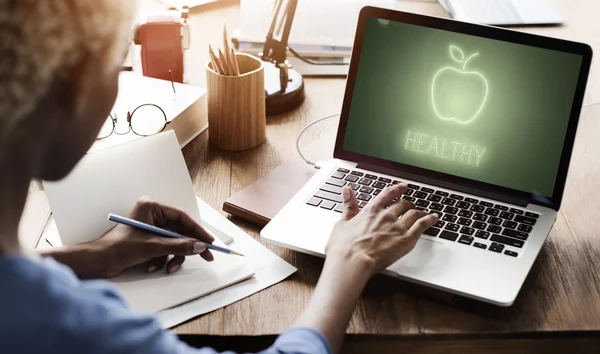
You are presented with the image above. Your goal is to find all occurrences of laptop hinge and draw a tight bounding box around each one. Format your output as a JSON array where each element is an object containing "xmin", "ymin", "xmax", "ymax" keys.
[{"xmin": 357, "ymin": 162, "xmax": 530, "ymax": 208}]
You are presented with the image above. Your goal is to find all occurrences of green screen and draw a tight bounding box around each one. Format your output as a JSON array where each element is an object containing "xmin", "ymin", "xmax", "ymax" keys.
[{"xmin": 343, "ymin": 18, "xmax": 583, "ymax": 197}]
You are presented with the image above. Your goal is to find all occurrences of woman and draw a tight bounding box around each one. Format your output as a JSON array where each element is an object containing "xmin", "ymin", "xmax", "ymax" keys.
[{"xmin": 0, "ymin": 1, "xmax": 437, "ymax": 354}]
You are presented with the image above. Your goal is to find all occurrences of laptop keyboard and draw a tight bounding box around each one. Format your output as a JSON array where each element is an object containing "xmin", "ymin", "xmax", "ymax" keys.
[{"xmin": 306, "ymin": 168, "xmax": 541, "ymax": 258}]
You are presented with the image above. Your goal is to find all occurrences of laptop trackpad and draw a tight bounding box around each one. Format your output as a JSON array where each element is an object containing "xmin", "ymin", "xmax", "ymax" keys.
[{"xmin": 388, "ymin": 238, "xmax": 450, "ymax": 278}]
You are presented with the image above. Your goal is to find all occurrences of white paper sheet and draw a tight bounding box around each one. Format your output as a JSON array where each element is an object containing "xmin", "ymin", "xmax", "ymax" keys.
[
  {"xmin": 112, "ymin": 251, "xmax": 254, "ymax": 313},
  {"xmin": 40, "ymin": 197, "xmax": 297, "ymax": 328},
  {"xmin": 157, "ymin": 197, "xmax": 297, "ymax": 329},
  {"xmin": 43, "ymin": 131, "xmax": 231, "ymax": 245}
]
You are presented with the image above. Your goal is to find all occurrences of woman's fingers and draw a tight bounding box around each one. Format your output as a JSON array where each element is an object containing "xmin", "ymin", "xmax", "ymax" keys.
[
  {"xmin": 166, "ymin": 256, "xmax": 185, "ymax": 274},
  {"xmin": 341, "ymin": 186, "xmax": 360, "ymax": 220},
  {"xmin": 369, "ymin": 183, "xmax": 408, "ymax": 211},
  {"xmin": 147, "ymin": 255, "xmax": 168, "ymax": 273}
]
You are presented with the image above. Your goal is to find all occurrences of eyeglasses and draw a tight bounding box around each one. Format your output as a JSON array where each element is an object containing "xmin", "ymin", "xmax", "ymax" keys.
[{"xmin": 97, "ymin": 103, "xmax": 169, "ymax": 140}]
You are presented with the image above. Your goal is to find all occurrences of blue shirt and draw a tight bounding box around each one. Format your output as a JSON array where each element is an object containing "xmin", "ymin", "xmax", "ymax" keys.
[{"xmin": 0, "ymin": 255, "xmax": 331, "ymax": 354}]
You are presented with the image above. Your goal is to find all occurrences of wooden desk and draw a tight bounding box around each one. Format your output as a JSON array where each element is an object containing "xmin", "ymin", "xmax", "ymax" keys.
[{"xmin": 138, "ymin": 1, "xmax": 600, "ymax": 352}]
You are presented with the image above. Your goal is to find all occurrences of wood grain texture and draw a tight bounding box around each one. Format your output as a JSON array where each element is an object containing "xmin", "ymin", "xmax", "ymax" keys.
[
  {"xmin": 133, "ymin": 0, "xmax": 600, "ymax": 345},
  {"xmin": 207, "ymin": 53, "xmax": 266, "ymax": 151}
]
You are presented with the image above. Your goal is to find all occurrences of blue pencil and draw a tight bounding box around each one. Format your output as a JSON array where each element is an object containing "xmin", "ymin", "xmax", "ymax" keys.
[{"xmin": 108, "ymin": 213, "xmax": 244, "ymax": 256}]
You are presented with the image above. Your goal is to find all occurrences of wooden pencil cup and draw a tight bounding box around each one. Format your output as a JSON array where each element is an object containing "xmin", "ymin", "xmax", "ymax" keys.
[{"xmin": 206, "ymin": 53, "xmax": 266, "ymax": 151}]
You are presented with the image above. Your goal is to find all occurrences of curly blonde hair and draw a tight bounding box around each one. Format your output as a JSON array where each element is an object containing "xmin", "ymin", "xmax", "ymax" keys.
[{"xmin": 0, "ymin": 0, "xmax": 135, "ymax": 144}]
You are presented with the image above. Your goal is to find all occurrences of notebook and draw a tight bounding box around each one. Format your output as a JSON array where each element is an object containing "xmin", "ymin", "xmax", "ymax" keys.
[
  {"xmin": 43, "ymin": 131, "xmax": 247, "ymax": 312},
  {"xmin": 441, "ymin": 0, "xmax": 563, "ymax": 26}
]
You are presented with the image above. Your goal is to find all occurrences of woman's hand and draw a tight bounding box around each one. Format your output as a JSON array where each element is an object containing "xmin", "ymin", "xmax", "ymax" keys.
[
  {"xmin": 43, "ymin": 198, "xmax": 215, "ymax": 279},
  {"xmin": 294, "ymin": 183, "xmax": 438, "ymax": 354},
  {"xmin": 95, "ymin": 197, "xmax": 215, "ymax": 277},
  {"xmin": 326, "ymin": 183, "xmax": 438, "ymax": 277}
]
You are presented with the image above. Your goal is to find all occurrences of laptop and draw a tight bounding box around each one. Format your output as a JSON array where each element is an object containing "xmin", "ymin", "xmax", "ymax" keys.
[{"xmin": 261, "ymin": 7, "xmax": 592, "ymax": 306}]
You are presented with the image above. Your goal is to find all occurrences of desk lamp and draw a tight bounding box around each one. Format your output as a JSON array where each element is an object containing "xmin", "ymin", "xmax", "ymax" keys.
[{"xmin": 260, "ymin": 0, "xmax": 305, "ymax": 115}]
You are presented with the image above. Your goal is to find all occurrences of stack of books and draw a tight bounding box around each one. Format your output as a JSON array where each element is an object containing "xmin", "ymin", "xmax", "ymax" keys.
[{"xmin": 90, "ymin": 72, "xmax": 208, "ymax": 153}]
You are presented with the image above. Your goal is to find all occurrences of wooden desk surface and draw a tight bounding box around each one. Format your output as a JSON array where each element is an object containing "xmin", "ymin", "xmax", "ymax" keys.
[{"xmin": 140, "ymin": 0, "xmax": 600, "ymax": 344}]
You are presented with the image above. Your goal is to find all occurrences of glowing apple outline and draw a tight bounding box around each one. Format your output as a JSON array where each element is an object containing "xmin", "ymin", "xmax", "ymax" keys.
[{"xmin": 431, "ymin": 45, "xmax": 489, "ymax": 124}]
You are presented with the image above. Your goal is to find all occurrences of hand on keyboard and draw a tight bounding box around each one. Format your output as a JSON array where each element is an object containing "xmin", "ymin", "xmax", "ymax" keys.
[{"xmin": 325, "ymin": 183, "xmax": 438, "ymax": 277}]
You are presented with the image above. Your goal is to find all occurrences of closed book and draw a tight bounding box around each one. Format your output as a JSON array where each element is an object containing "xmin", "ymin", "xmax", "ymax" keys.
[{"xmin": 90, "ymin": 72, "xmax": 207, "ymax": 153}]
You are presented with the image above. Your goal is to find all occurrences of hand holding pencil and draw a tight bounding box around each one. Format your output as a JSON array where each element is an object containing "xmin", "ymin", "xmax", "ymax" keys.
[{"xmin": 209, "ymin": 25, "xmax": 241, "ymax": 76}]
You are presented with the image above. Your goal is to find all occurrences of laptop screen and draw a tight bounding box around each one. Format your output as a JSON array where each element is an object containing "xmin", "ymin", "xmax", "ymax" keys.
[{"xmin": 342, "ymin": 17, "xmax": 584, "ymax": 198}]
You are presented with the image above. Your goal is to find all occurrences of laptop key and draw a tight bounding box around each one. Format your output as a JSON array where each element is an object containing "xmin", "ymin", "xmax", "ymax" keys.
[
  {"xmin": 502, "ymin": 228, "xmax": 529, "ymax": 240},
  {"xmin": 489, "ymin": 243, "xmax": 504, "ymax": 253},
  {"xmin": 424, "ymin": 227, "xmax": 441, "ymax": 237},
  {"xmin": 441, "ymin": 198, "xmax": 456, "ymax": 206},
  {"xmin": 473, "ymin": 242, "xmax": 487, "ymax": 249},
  {"xmin": 351, "ymin": 171, "xmax": 364, "ymax": 176},
  {"xmin": 504, "ymin": 250, "xmax": 518, "ymax": 257},
  {"xmin": 359, "ymin": 201, "xmax": 367, "ymax": 208},
  {"xmin": 480, "ymin": 201, "xmax": 493, "ymax": 207},
  {"xmin": 421, "ymin": 187, "xmax": 434, "ymax": 193},
  {"xmin": 392, "ymin": 180, "xmax": 401, "ymax": 185},
  {"xmin": 517, "ymin": 224, "xmax": 532, "ymax": 233},
  {"xmin": 405, "ymin": 189, "xmax": 414, "ymax": 196},
  {"xmin": 345, "ymin": 175, "xmax": 359, "ymax": 183},
  {"xmin": 465, "ymin": 197, "xmax": 479, "ymax": 204},
  {"xmin": 503, "ymin": 220, "xmax": 518, "ymax": 229},
  {"xmin": 428, "ymin": 194, "xmax": 442, "ymax": 202},
  {"xmin": 347, "ymin": 183, "xmax": 360, "ymax": 191},
  {"xmin": 357, "ymin": 193, "xmax": 372, "ymax": 202},
  {"xmin": 487, "ymin": 225, "xmax": 502, "ymax": 233},
  {"xmin": 484, "ymin": 208, "xmax": 500, "ymax": 216},
  {"xmin": 525, "ymin": 212, "xmax": 539, "ymax": 219},
  {"xmin": 415, "ymin": 199, "xmax": 430, "ymax": 208},
  {"xmin": 472, "ymin": 221, "xmax": 486, "ymax": 230},
  {"xmin": 489, "ymin": 217, "xmax": 502, "ymax": 225},
  {"xmin": 475, "ymin": 230, "xmax": 490, "ymax": 239},
  {"xmin": 443, "ymin": 206, "xmax": 459, "ymax": 215},
  {"xmin": 494, "ymin": 205, "xmax": 508, "ymax": 211},
  {"xmin": 320, "ymin": 200, "xmax": 335, "ymax": 210},
  {"xmin": 473, "ymin": 213, "xmax": 488, "ymax": 222},
  {"xmin": 306, "ymin": 197, "xmax": 322, "ymax": 207},
  {"xmin": 372, "ymin": 181, "xmax": 387, "ymax": 189},
  {"xmin": 515, "ymin": 215, "xmax": 537, "ymax": 226},
  {"xmin": 439, "ymin": 230, "xmax": 459, "ymax": 241},
  {"xmin": 414, "ymin": 191, "xmax": 428, "ymax": 199},
  {"xmin": 408, "ymin": 184, "xmax": 420, "ymax": 190},
  {"xmin": 326, "ymin": 178, "xmax": 345, "ymax": 187},
  {"xmin": 373, "ymin": 190, "xmax": 381, "ymax": 196},
  {"xmin": 457, "ymin": 218, "xmax": 472, "ymax": 226},
  {"xmin": 490, "ymin": 234, "xmax": 524, "ymax": 248},
  {"xmin": 334, "ymin": 204, "xmax": 344, "ymax": 213},
  {"xmin": 430, "ymin": 203, "xmax": 444, "ymax": 211},
  {"xmin": 359, "ymin": 186, "xmax": 374, "ymax": 194},
  {"xmin": 456, "ymin": 201, "xmax": 471, "ymax": 209},
  {"xmin": 450, "ymin": 194, "xmax": 464, "ymax": 201},
  {"xmin": 403, "ymin": 196, "xmax": 416, "ymax": 203},
  {"xmin": 315, "ymin": 190, "xmax": 343, "ymax": 203},
  {"xmin": 460, "ymin": 226, "xmax": 475, "ymax": 236},
  {"xmin": 434, "ymin": 220, "xmax": 446, "ymax": 228},
  {"xmin": 337, "ymin": 168, "xmax": 350, "ymax": 173},
  {"xmin": 365, "ymin": 174, "xmax": 377, "ymax": 179},
  {"xmin": 320, "ymin": 184, "xmax": 342, "ymax": 194},
  {"xmin": 358, "ymin": 178, "xmax": 373, "ymax": 186},
  {"xmin": 458, "ymin": 236, "xmax": 473, "ymax": 245},
  {"xmin": 435, "ymin": 191, "xmax": 449, "ymax": 196},
  {"xmin": 470, "ymin": 205, "xmax": 485, "ymax": 213},
  {"xmin": 499, "ymin": 211, "xmax": 514, "ymax": 220},
  {"xmin": 378, "ymin": 177, "xmax": 391, "ymax": 183},
  {"xmin": 445, "ymin": 223, "xmax": 460, "ymax": 232},
  {"xmin": 331, "ymin": 172, "xmax": 346, "ymax": 179},
  {"xmin": 510, "ymin": 208, "xmax": 524, "ymax": 215},
  {"xmin": 458, "ymin": 210, "xmax": 473, "ymax": 218}
]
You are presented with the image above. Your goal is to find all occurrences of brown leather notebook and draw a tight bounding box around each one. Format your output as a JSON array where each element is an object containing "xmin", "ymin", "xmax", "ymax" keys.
[{"xmin": 223, "ymin": 139, "xmax": 333, "ymax": 227}]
